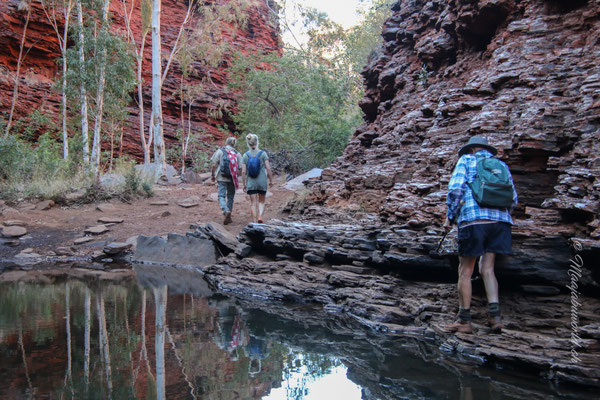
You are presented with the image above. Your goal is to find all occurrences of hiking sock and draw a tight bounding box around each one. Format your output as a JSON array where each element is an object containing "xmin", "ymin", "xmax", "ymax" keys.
[
  {"xmin": 489, "ymin": 302, "xmax": 501, "ymax": 318},
  {"xmin": 458, "ymin": 308, "xmax": 472, "ymax": 323}
]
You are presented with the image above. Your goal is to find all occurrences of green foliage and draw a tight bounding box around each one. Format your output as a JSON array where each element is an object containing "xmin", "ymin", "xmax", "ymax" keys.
[
  {"xmin": 0, "ymin": 131, "xmax": 90, "ymax": 200},
  {"xmin": 229, "ymin": 50, "xmax": 361, "ymax": 172}
]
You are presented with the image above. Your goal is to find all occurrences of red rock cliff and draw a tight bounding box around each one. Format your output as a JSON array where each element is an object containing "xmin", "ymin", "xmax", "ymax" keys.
[
  {"xmin": 0, "ymin": 0, "xmax": 280, "ymax": 161},
  {"xmin": 300, "ymin": 0, "xmax": 599, "ymax": 288}
]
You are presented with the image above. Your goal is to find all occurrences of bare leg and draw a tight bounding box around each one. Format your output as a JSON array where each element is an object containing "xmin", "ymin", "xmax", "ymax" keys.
[
  {"xmin": 249, "ymin": 194, "xmax": 258, "ymax": 223},
  {"xmin": 257, "ymin": 193, "xmax": 266, "ymax": 221},
  {"xmin": 458, "ymin": 256, "xmax": 477, "ymax": 309},
  {"xmin": 478, "ymin": 252, "xmax": 498, "ymax": 303}
]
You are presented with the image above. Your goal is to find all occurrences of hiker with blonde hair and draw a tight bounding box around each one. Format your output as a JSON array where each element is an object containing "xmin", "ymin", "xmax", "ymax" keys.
[
  {"xmin": 210, "ymin": 136, "xmax": 242, "ymax": 225},
  {"xmin": 242, "ymin": 133, "xmax": 272, "ymax": 223}
]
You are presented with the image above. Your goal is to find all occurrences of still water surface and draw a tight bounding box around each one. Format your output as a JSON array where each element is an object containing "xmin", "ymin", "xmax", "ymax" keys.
[{"xmin": 0, "ymin": 266, "xmax": 595, "ymax": 399}]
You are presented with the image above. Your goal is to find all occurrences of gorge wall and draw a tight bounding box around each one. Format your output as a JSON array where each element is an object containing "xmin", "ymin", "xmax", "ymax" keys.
[
  {"xmin": 283, "ymin": 0, "xmax": 600, "ymax": 289},
  {"xmin": 0, "ymin": 0, "xmax": 280, "ymax": 161}
]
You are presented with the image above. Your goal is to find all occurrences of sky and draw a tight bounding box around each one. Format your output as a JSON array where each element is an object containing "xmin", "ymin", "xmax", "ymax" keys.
[{"xmin": 282, "ymin": 0, "xmax": 366, "ymax": 46}]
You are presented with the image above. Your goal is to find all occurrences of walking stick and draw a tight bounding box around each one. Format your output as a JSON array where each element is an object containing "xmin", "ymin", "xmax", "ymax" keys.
[{"xmin": 436, "ymin": 201, "xmax": 464, "ymax": 252}]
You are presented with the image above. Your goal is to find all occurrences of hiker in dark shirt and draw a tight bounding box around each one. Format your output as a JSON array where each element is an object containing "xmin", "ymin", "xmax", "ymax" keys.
[
  {"xmin": 211, "ymin": 137, "xmax": 242, "ymax": 225},
  {"xmin": 441, "ymin": 136, "xmax": 518, "ymax": 334}
]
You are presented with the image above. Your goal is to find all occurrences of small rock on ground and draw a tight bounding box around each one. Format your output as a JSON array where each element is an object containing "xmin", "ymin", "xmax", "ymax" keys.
[
  {"xmin": 84, "ymin": 225, "xmax": 109, "ymax": 235},
  {"xmin": 2, "ymin": 226, "xmax": 27, "ymax": 238},
  {"xmin": 98, "ymin": 217, "xmax": 124, "ymax": 224}
]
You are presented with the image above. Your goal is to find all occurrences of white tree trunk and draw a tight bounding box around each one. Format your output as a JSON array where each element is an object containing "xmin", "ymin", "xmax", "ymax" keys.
[
  {"xmin": 77, "ymin": 0, "xmax": 90, "ymax": 164},
  {"xmin": 40, "ymin": 0, "xmax": 74, "ymax": 158},
  {"xmin": 154, "ymin": 285, "xmax": 167, "ymax": 400},
  {"xmin": 91, "ymin": 0, "xmax": 111, "ymax": 177},
  {"xmin": 84, "ymin": 286, "xmax": 91, "ymax": 391},
  {"xmin": 138, "ymin": 36, "xmax": 152, "ymax": 164},
  {"xmin": 152, "ymin": 0, "xmax": 166, "ymax": 175},
  {"xmin": 61, "ymin": 47, "xmax": 69, "ymax": 159}
]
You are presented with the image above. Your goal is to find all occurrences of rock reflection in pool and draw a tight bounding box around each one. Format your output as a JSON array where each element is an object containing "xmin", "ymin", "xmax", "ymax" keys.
[{"xmin": 0, "ymin": 273, "xmax": 596, "ymax": 399}]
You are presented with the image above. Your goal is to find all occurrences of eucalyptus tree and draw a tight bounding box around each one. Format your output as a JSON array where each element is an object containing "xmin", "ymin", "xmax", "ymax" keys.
[
  {"xmin": 40, "ymin": 0, "xmax": 75, "ymax": 159},
  {"xmin": 75, "ymin": 0, "xmax": 89, "ymax": 164},
  {"xmin": 5, "ymin": 0, "xmax": 32, "ymax": 139},
  {"xmin": 120, "ymin": 0, "xmax": 153, "ymax": 164},
  {"xmin": 68, "ymin": 0, "xmax": 136, "ymax": 175}
]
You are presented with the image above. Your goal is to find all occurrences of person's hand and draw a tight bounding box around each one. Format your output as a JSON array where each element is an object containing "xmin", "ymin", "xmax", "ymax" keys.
[
  {"xmin": 243, "ymin": 185, "xmax": 247, "ymax": 193},
  {"xmin": 443, "ymin": 217, "xmax": 452, "ymax": 230}
]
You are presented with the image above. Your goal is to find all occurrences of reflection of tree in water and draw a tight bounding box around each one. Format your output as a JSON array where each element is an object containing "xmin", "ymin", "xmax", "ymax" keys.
[{"xmin": 276, "ymin": 349, "xmax": 342, "ymax": 400}]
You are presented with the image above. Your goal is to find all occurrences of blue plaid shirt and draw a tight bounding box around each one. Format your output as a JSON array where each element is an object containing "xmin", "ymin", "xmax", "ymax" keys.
[{"xmin": 447, "ymin": 150, "xmax": 517, "ymax": 226}]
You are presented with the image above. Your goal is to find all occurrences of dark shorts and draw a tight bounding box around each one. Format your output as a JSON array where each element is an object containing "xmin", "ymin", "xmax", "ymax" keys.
[
  {"xmin": 247, "ymin": 189, "xmax": 266, "ymax": 195},
  {"xmin": 457, "ymin": 222, "xmax": 512, "ymax": 257}
]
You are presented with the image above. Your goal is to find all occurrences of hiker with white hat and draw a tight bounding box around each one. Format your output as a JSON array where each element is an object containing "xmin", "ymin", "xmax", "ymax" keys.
[{"xmin": 441, "ymin": 136, "xmax": 518, "ymax": 334}]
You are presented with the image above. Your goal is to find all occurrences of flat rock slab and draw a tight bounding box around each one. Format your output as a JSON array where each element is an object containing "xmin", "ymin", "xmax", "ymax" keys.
[
  {"xmin": 96, "ymin": 203, "xmax": 116, "ymax": 212},
  {"xmin": 133, "ymin": 233, "xmax": 217, "ymax": 266},
  {"xmin": 74, "ymin": 237, "xmax": 95, "ymax": 245},
  {"xmin": 98, "ymin": 217, "xmax": 124, "ymax": 224},
  {"xmin": 103, "ymin": 242, "xmax": 132, "ymax": 255},
  {"xmin": 192, "ymin": 222, "xmax": 240, "ymax": 252},
  {"xmin": 2, "ymin": 226, "xmax": 27, "ymax": 238},
  {"xmin": 177, "ymin": 201, "xmax": 199, "ymax": 208},
  {"xmin": 3, "ymin": 220, "xmax": 26, "ymax": 227},
  {"xmin": 177, "ymin": 196, "xmax": 202, "ymax": 208},
  {"xmin": 150, "ymin": 200, "xmax": 169, "ymax": 206},
  {"xmin": 84, "ymin": 225, "xmax": 109, "ymax": 235}
]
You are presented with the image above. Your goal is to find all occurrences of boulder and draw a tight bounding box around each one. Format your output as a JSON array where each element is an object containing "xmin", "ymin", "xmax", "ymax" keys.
[
  {"xmin": 65, "ymin": 189, "xmax": 87, "ymax": 202},
  {"xmin": 37, "ymin": 200, "xmax": 54, "ymax": 210},
  {"xmin": 100, "ymin": 173, "xmax": 126, "ymax": 192},
  {"xmin": 284, "ymin": 168, "xmax": 323, "ymax": 191},
  {"xmin": 2, "ymin": 226, "xmax": 27, "ymax": 238},
  {"xmin": 135, "ymin": 163, "xmax": 179, "ymax": 185}
]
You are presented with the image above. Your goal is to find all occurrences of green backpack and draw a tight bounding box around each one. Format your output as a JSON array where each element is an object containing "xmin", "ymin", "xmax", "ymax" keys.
[{"xmin": 468, "ymin": 155, "xmax": 514, "ymax": 208}]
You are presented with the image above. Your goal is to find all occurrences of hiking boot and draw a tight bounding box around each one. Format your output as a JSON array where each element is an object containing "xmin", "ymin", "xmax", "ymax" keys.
[
  {"xmin": 487, "ymin": 316, "xmax": 503, "ymax": 334},
  {"xmin": 441, "ymin": 320, "xmax": 473, "ymax": 334},
  {"xmin": 223, "ymin": 212, "xmax": 232, "ymax": 225}
]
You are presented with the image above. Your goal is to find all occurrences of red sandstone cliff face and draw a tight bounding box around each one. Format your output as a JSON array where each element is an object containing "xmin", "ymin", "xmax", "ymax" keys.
[
  {"xmin": 302, "ymin": 0, "xmax": 599, "ymax": 286},
  {"xmin": 0, "ymin": 0, "xmax": 280, "ymax": 161}
]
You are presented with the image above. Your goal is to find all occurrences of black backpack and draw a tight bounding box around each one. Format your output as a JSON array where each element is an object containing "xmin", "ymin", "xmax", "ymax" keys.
[{"xmin": 219, "ymin": 148, "xmax": 232, "ymax": 179}]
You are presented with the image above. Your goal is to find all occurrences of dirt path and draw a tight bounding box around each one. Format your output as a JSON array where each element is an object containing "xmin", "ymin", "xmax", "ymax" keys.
[{"xmin": 0, "ymin": 176, "xmax": 295, "ymax": 260}]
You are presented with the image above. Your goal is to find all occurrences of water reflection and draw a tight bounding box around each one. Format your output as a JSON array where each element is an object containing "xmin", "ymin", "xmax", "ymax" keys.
[{"xmin": 0, "ymin": 270, "xmax": 596, "ymax": 399}]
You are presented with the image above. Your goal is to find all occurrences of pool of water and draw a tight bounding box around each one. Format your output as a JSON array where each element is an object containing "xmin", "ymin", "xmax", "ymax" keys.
[{"xmin": 0, "ymin": 266, "xmax": 595, "ymax": 399}]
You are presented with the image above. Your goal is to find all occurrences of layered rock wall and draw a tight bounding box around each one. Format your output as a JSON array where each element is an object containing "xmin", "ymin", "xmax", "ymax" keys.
[
  {"xmin": 299, "ymin": 0, "xmax": 600, "ymax": 287},
  {"xmin": 0, "ymin": 0, "xmax": 280, "ymax": 160}
]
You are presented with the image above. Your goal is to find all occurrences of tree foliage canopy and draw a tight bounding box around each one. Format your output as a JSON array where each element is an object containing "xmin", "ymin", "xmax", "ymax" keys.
[{"xmin": 229, "ymin": 0, "xmax": 393, "ymax": 173}]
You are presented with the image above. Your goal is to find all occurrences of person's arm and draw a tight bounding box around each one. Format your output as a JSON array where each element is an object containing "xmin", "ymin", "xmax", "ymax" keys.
[
  {"xmin": 264, "ymin": 159, "xmax": 273, "ymax": 185},
  {"xmin": 446, "ymin": 157, "xmax": 468, "ymax": 225},
  {"xmin": 241, "ymin": 153, "xmax": 248, "ymax": 191},
  {"xmin": 241, "ymin": 164, "xmax": 247, "ymax": 191},
  {"xmin": 210, "ymin": 149, "xmax": 220, "ymax": 182},
  {"xmin": 509, "ymin": 172, "xmax": 518, "ymax": 212}
]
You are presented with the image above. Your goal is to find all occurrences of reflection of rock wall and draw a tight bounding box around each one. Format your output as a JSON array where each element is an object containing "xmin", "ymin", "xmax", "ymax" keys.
[
  {"xmin": 0, "ymin": 0, "xmax": 280, "ymax": 160},
  {"xmin": 294, "ymin": 0, "xmax": 600, "ymax": 285}
]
